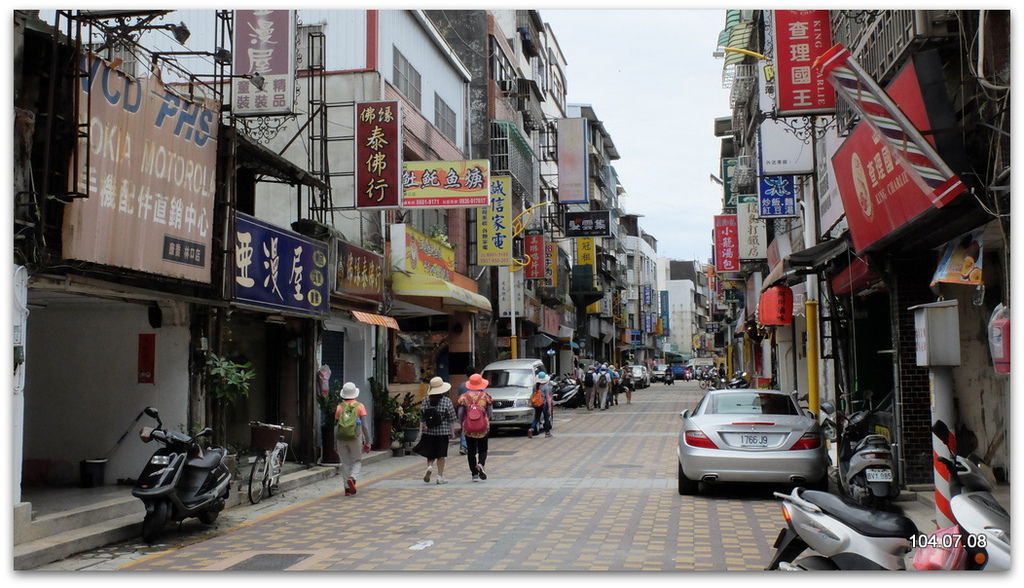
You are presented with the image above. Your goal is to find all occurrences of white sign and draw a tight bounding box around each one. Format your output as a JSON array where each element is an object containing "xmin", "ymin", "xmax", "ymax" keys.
[
  {"xmin": 759, "ymin": 118, "xmax": 814, "ymax": 175},
  {"xmin": 737, "ymin": 201, "xmax": 768, "ymax": 259},
  {"xmin": 497, "ymin": 266, "xmax": 524, "ymax": 318}
]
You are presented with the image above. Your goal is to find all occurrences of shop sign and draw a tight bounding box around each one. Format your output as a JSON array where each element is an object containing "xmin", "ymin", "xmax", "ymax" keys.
[
  {"xmin": 402, "ymin": 159, "xmax": 489, "ymax": 208},
  {"xmin": 63, "ymin": 54, "xmax": 217, "ymax": 283},
  {"xmin": 545, "ymin": 243, "xmax": 558, "ymax": 287},
  {"xmin": 389, "ymin": 224, "xmax": 454, "ymax": 281},
  {"xmin": 355, "ymin": 101, "xmax": 402, "ymax": 209},
  {"xmin": 497, "ymin": 266, "xmax": 524, "ymax": 318},
  {"xmin": 575, "ymin": 237, "xmax": 596, "ymax": 268},
  {"xmin": 759, "ymin": 118, "xmax": 814, "ymax": 175},
  {"xmin": 542, "ymin": 307, "xmax": 560, "ymax": 336},
  {"xmin": 565, "ymin": 210, "xmax": 611, "ymax": 237},
  {"xmin": 232, "ymin": 10, "xmax": 295, "ymax": 116},
  {"xmin": 722, "ymin": 157, "xmax": 738, "ymax": 207},
  {"xmin": 557, "ymin": 117, "xmax": 589, "ymax": 204},
  {"xmin": 476, "ymin": 176, "xmax": 513, "ymax": 266},
  {"xmin": 524, "ymin": 229, "xmax": 546, "ymax": 279},
  {"xmin": 931, "ymin": 230, "xmax": 984, "ymax": 287},
  {"xmin": 758, "ymin": 174, "xmax": 798, "ymax": 218},
  {"xmin": 737, "ymin": 202, "xmax": 768, "ymax": 259},
  {"xmin": 773, "ymin": 10, "xmax": 835, "ymax": 115},
  {"xmin": 334, "ymin": 240, "xmax": 384, "ymax": 304},
  {"xmin": 233, "ymin": 212, "xmax": 329, "ymax": 317},
  {"xmin": 714, "ymin": 215, "xmax": 740, "ymax": 272},
  {"xmin": 660, "ymin": 290, "xmax": 670, "ymax": 335},
  {"xmin": 138, "ymin": 333, "xmax": 155, "ymax": 384}
]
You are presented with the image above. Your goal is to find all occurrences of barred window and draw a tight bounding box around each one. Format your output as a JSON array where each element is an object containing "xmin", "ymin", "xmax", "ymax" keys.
[{"xmin": 393, "ymin": 47, "xmax": 421, "ymax": 109}]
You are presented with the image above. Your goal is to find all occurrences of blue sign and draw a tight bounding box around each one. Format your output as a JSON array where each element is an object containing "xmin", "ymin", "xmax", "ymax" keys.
[
  {"xmin": 758, "ymin": 175, "xmax": 798, "ymax": 218},
  {"xmin": 232, "ymin": 212, "xmax": 330, "ymax": 317},
  {"xmin": 660, "ymin": 290, "xmax": 670, "ymax": 335}
]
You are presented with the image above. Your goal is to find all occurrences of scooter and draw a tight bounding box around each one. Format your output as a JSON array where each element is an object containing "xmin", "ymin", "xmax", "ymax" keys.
[
  {"xmin": 820, "ymin": 400, "xmax": 899, "ymax": 508},
  {"xmin": 766, "ymin": 486, "xmax": 919, "ymax": 570},
  {"xmin": 132, "ymin": 407, "xmax": 232, "ymax": 543},
  {"xmin": 551, "ymin": 374, "xmax": 583, "ymax": 408}
]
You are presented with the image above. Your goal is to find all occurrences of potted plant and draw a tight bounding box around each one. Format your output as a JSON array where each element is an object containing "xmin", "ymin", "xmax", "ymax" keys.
[
  {"xmin": 369, "ymin": 377, "xmax": 398, "ymax": 450},
  {"xmin": 396, "ymin": 392, "xmax": 421, "ymax": 443},
  {"xmin": 390, "ymin": 427, "xmax": 405, "ymax": 457},
  {"xmin": 205, "ymin": 352, "xmax": 255, "ymax": 446}
]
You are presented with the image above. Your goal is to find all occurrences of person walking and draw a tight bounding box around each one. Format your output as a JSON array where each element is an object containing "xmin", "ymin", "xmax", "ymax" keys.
[
  {"xmin": 621, "ymin": 368, "xmax": 635, "ymax": 405},
  {"xmin": 334, "ymin": 382, "xmax": 371, "ymax": 496},
  {"xmin": 457, "ymin": 373, "xmax": 493, "ymax": 482},
  {"xmin": 583, "ymin": 367, "xmax": 597, "ymax": 410},
  {"xmin": 413, "ymin": 377, "xmax": 457, "ymax": 485},
  {"xmin": 596, "ymin": 364, "xmax": 611, "ymax": 410},
  {"xmin": 527, "ymin": 371, "xmax": 554, "ymax": 438},
  {"xmin": 455, "ymin": 366, "xmax": 478, "ymax": 456},
  {"xmin": 606, "ymin": 365, "xmax": 621, "ymax": 408}
]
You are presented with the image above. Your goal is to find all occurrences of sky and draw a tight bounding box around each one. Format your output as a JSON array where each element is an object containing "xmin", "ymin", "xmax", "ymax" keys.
[{"xmin": 542, "ymin": 9, "xmax": 733, "ymax": 263}]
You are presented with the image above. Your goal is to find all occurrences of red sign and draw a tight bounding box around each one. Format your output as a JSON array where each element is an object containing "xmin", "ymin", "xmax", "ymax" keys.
[
  {"xmin": 138, "ymin": 333, "xmax": 155, "ymax": 384},
  {"xmin": 759, "ymin": 285, "xmax": 794, "ymax": 326},
  {"xmin": 355, "ymin": 101, "xmax": 402, "ymax": 209},
  {"xmin": 774, "ymin": 10, "xmax": 835, "ymax": 115},
  {"xmin": 232, "ymin": 10, "xmax": 295, "ymax": 116},
  {"xmin": 714, "ymin": 215, "xmax": 740, "ymax": 272},
  {"xmin": 334, "ymin": 240, "xmax": 384, "ymax": 304},
  {"xmin": 832, "ymin": 61, "xmax": 938, "ymax": 253},
  {"xmin": 524, "ymin": 229, "xmax": 546, "ymax": 280}
]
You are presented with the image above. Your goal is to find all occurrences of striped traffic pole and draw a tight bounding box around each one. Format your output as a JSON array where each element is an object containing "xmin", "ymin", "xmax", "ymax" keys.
[{"xmin": 930, "ymin": 367, "xmax": 960, "ymax": 529}]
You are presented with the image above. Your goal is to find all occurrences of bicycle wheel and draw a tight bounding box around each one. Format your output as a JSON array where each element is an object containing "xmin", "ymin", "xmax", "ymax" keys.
[{"xmin": 248, "ymin": 453, "xmax": 268, "ymax": 504}]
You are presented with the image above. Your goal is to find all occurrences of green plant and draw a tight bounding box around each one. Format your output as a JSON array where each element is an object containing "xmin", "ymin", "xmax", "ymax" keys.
[
  {"xmin": 395, "ymin": 392, "xmax": 421, "ymax": 428},
  {"xmin": 427, "ymin": 224, "xmax": 451, "ymax": 247},
  {"xmin": 205, "ymin": 352, "xmax": 255, "ymax": 406},
  {"xmin": 317, "ymin": 379, "xmax": 344, "ymax": 425},
  {"xmin": 369, "ymin": 377, "xmax": 399, "ymax": 422}
]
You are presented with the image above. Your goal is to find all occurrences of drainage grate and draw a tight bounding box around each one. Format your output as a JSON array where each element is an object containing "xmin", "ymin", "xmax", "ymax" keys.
[{"xmin": 227, "ymin": 553, "xmax": 311, "ymax": 571}]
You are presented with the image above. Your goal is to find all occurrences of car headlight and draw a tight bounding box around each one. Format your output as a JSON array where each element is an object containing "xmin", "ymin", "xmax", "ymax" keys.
[
  {"xmin": 150, "ymin": 455, "xmax": 171, "ymax": 465},
  {"xmin": 515, "ymin": 398, "xmax": 530, "ymax": 408}
]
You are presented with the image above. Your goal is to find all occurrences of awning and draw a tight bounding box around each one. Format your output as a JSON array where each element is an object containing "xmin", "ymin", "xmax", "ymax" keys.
[
  {"xmin": 831, "ymin": 256, "xmax": 881, "ymax": 296},
  {"xmin": 788, "ymin": 236, "xmax": 850, "ymax": 268},
  {"xmin": 391, "ymin": 272, "xmax": 492, "ymax": 313},
  {"xmin": 351, "ymin": 310, "xmax": 400, "ymax": 330}
]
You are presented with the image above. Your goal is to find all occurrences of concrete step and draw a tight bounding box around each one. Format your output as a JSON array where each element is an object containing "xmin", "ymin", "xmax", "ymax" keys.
[
  {"xmin": 14, "ymin": 512, "xmax": 142, "ymax": 570},
  {"xmin": 19, "ymin": 495, "xmax": 144, "ymax": 544}
]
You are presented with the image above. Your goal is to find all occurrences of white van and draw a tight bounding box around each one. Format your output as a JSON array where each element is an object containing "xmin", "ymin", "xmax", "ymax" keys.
[{"xmin": 478, "ymin": 358, "xmax": 546, "ymax": 433}]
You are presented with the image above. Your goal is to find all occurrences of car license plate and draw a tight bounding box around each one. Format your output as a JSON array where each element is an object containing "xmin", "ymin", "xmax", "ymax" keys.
[
  {"xmin": 865, "ymin": 468, "xmax": 893, "ymax": 482},
  {"xmin": 740, "ymin": 434, "xmax": 769, "ymax": 447},
  {"xmin": 502, "ymin": 414, "xmax": 518, "ymax": 421}
]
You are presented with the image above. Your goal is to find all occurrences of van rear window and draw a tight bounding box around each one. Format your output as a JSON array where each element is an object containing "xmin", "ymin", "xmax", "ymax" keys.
[{"xmin": 481, "ymin": 369, "xmax": 533, "ymax": 388}]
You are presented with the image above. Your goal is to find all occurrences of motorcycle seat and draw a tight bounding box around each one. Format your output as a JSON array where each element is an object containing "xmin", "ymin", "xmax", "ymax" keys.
[
  {"xmin": 188, "ymin": 447, "xmax": 226, "ymax": 470},
  {"xmin": 801, "ymin": 490, "xmax": 918, "ymax": 539}
]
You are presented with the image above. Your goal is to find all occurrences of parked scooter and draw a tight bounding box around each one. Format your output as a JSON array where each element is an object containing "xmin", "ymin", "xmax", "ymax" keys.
[
  {"xmin": 551, "ymin": 374, "xmax": 583, "ymax": 408},
  {"xmin": 766, "ymin": 486, "xmax": 919, "ymax": 570},
  {"xmin": 132, "ymin": 407, "xmax": 232, "ymax": 543},
  {"xmin": 820, "ymin": 400, "xmax": 899, "ymax": 508}
]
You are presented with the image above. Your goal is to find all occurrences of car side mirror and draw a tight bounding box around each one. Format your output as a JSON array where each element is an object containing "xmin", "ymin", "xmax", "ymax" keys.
[{"xmin": 680, "ymin": 409, "xmax": 690, "ymax": 421}]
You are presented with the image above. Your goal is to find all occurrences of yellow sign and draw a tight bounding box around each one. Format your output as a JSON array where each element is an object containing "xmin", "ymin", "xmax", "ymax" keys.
[
  {"xmin": 402, "ymin": 159, "xmax": 490, "ymax": 208},
  {"xmin": 931, "ymin": 230, "xmax": 983, "ymax": 286},
  {"xmin": 575, "ymin": 237, "xmax": 596, "ymax": 267},
  {"xmin": 402, "ymin": 225, "xmax": 455, "ymax": 281},
  {"xmin": 476, "ymin": 176, "xmax": 513, "ymax": 266}
]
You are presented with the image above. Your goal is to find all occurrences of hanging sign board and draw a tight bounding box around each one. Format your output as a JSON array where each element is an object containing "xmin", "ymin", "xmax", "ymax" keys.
[
  {"xmin": 773, "ymin": 10, "xmax": 835, "ymax": 115},
  {"xmin": 232, "ymin": 10, "xmax": 295, "ymax": 116},
  {"xmin": 355, "ymin": 101, "xmax": 402, "ymax": 209},
  {"xmin": 714, "ymin": 215, "xmax": 740, "ymax": 272},
  {"xmin": 402, "ymin": 159, "xmax": 489, "ymax": 208},
  {"xmin": 476, "ymin": 176, "xmax": 513, "ymax": 266},
  {"xmin": 565, "ymin": 210, "xmax": 612, "ymax": 238}
]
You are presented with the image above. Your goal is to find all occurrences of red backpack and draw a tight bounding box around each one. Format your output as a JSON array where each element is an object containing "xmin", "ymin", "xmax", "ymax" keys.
[{"xmin": 463, "ymin": 392, "xmax": 490, "ymax": 434}]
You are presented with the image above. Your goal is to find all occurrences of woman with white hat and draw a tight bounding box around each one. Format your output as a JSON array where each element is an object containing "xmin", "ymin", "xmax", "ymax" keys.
[
  {"xmin": 334, "ymin": 382, "xmax": 370, "ymax": 496},
  {"xmin": 412, "ymin": 376, "xmax": 457, "ymax": 484}
]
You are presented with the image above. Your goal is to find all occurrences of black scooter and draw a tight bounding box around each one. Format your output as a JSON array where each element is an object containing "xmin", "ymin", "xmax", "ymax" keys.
[{"xmin": 132, "ymin": 407, "xmax": 232, "ymax": 543}]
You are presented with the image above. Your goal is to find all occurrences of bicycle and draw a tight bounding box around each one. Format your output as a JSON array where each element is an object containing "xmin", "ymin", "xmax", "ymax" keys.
[{"xmin": 247, "ymin": 421, "xmax": 294, "ymax": 504}]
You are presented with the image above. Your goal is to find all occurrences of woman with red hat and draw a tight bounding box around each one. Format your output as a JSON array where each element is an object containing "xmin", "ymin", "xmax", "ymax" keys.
[{"xmin": 457, "ymin": 373, "xmax": 493, "ymax": 482}]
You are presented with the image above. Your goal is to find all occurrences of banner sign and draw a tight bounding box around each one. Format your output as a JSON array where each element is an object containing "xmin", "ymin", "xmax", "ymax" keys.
[
  {"xmin": 233, "ymin": 212, "xmax": 329, "ymax": 317},
  {"xmin": 402, "ymin": 159, "xmax": 489, "ymax": 208},
  {"xmin": 758, "ymin": 174, "xmax": 798, "ymax": 218},
  {"xmin": 232, "ymin": 10, "xmax": 295, "ymax": 116},
  {"xmin": 64, "ymin": 54, "xmax": 218, "ymax": 283},
  {"xmin": 389, "ymin": 224, "xmax": 454, "ymax": 281},
  {"xmin": 524, "ymin": 229, "xmax": 546, "ymax": 279},
  {"xmin": 714, "ymin": 215, "xmax": 740, "ymax": 272},
  {"xmin": 138, "ymin": 333, "xmax": 155, "ymax": 384},
  {"xmin": 773, "ymin": 10, "xmax": 835, "ymax": 115},
  {"xmin": 355, "ymin": 101, "xmax": 402, "ymax": 209},
  {"xmin": 931, "ymin": 230, "xmax": 983, "ymax": 287},
  {"xmin": 722, "ymin": 157, "xmax": 738, "ymax": 208},
  {"xmin": 497, "ymin": 266, "xmax": 524, "ymax": 318},
  {"xmin": 334, "ymin": 240, "xmax": 384, "ymax": 304},
  {"xmin": 557, "ymin": 117, "xmax": 589, "ymax": 203},
  {"xmin": 737, "ymin": 201, "xmax": 768, "ymax": 259},
  {"xmin": 476, "ymin": 176, "xmax": 513, "ymax": 266},
  {"xmin": 575, "ymin": 237, "xmax": 596, "ymax": 268},
  {"xmin": 545, "ymin": 242, "xmax": 558, "ymax": 286},
  {"xmin": 565, "ymin": 210, "xmax": 611, "ymax": 237},
  {"xmin": 759, "ymin": 118, "xmax": 814, "ymax": 175},
  {"xmin": 660, "ymin": 290, "xmax": 670, "ymax": 335}
]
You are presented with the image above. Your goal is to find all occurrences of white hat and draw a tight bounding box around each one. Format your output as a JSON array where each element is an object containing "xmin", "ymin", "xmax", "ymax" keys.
[
  {"xmin": 340, "ymin": 382, "xmax": 360, "ymax": 399},
  {"xmin": 427, "ymin": 376, "xmax": 452, "ymax": 395},
  {"xmin": 536, "ymin": 372, "xmax": 551, "ymax": 384}
]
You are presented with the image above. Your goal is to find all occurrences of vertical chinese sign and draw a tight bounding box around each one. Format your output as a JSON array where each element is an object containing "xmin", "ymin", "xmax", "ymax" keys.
[
  {"xmin": 545, "ymin": 242, "xmax": 558, "ymax": 286},
  {"xmin": 737, "ymin": 202, "xmax": 768, "ymax": 259},
  {"xmin": 721, "ymin": 157, "xmax": 738, "ymax": 209},
  {"xmin": 524, "ymin": 229, "xmax": 546, "ymax": 279},
  {"xmin": 232, "ymin": 10, "xmax": 295, "ymax": 116},
  {"xmin": 402, "ymin": 160, "xmax": 489, "ymax": 208},
  {"xmin": 773, "ymin": 10, "xmax": 835, "ymax": 116},
  {"xmin": 714, "ymin": 215, "xmax": 740, "ymax": 272},
  {"xmin": 557, "ymin": 117, "xmax": 589, "ymax": 204},
  {"xmin": 63, "ymin": 54, "xmax": 217, "ymax": 283},
  {"xmin": 476, "ymin": 176, "xmax": 513, "ymax": 266},
  {"xmin": 233, "ymin": 212, "xmax": 330, "ymax": 316},
  {"xmin": 355, "ymin": 101, "xmax": 402, "ymax": 209}
]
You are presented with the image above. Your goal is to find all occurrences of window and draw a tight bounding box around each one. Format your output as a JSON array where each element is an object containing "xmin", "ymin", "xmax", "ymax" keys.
[
  {"xmin": 393, "ymin": 47, "xmax": 421, "ymax": 109},
  {"xmin": 708, "ymin": 392, "xmax": 798, "ymax": 415},
  {"xmin": 434, "ymin": 93, "xmax": 457, "ymax": 142}
]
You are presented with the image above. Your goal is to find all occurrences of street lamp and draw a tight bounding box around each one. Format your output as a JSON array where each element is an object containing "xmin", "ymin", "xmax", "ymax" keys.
[{"xmin": 713, "ymin": 46, "xmax": 769, "ymax": 61}]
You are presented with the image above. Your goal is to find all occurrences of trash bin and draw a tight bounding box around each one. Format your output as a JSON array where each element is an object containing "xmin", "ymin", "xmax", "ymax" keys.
[{"xmin": 79, "ymin": 459, "xmax": 107, "ymax": 488}]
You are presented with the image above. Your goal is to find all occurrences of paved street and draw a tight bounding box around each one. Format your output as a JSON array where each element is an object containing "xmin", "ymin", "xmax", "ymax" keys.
[{"xmin": 52, "ymin": 382, "xmax": 789, "ymax": 572}]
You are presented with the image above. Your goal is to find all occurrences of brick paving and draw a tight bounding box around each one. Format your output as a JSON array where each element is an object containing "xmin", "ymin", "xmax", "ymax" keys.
[{"xmin": 122, "ymin": 383, "xmax": 785, "ymax": 572}]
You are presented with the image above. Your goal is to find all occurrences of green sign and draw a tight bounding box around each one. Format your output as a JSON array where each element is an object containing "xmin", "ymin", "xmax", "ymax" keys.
[{"xmin": 722, "ymin": 158, "xmax": 738, "ymax": 207}]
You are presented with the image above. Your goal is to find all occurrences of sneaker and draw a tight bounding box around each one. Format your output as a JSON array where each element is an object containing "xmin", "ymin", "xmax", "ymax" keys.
[
  {"xmin": 459, "ymin": 448, "xmax": 467, "ymax": 455},
  {"xmin": 347, "ymin": 478, "xmax": 357, "ymax": 495},
  {"xmin": 344, "ymin": 487, "xmax": 354, "ymax": 496},
  {"xmin": 527, "ymin": 429, "xmax": 534, "ymax": 438},
  {"xmin": 435, "ymin": 476, "xmax": 448, "ymax": 485},
  {"xmin": 477, "ymin": 465, "xmax": 487, "ymax": 480},
  {"xmin": 423, "ymin": 467, "xmax": 433, "ymax": 484},
  {"xmin": 472, "ymin": 474, "xmax": 480, "ymax": 482},
  {"xmin": 545, "ymin": 432, "xmax": 553, "ymax": 438}
]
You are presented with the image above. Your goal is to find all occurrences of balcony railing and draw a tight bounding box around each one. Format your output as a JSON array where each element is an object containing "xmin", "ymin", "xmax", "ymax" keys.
[{"xmin": 490, "ymin": 120, "xmax": 536, "ymax": 200}]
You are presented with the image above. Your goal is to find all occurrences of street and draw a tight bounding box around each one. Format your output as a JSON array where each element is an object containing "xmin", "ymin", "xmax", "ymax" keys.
[{"xmin": 42, "ymin": 381, "xmax": 788, "ymax": 572}]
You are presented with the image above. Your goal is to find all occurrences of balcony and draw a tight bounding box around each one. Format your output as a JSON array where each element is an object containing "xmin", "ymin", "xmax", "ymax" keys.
[{"xmin": 490, "ymin": 120, "xmax": 536, "ymax": 200}]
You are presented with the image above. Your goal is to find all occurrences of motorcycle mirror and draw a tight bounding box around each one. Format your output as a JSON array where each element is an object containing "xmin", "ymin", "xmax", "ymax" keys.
[
  {"xmin": 819, "ymin": 401, "xmax": 835, "ymax": 415},
  {"xmin": 196, "ymin": 427, "xmax": 214, "ymax": 438},
  {"xmin": 144, "ymin": 407, "xmax": 159, "ymax": 418},
  {"xmin": 821, "ymin": 419, "xmax": 838, "ymax": 441}
]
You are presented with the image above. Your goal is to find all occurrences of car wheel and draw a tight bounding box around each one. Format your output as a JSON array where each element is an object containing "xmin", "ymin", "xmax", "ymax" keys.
[{"xmin": 677, "ymin": 462, "xmax": 699, "ymax": 495}]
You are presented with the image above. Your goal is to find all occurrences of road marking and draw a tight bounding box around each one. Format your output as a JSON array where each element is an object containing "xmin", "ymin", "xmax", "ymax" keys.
[{"xmin": 409, "ymin": 540, "xmax": 434, "ymax": 551}]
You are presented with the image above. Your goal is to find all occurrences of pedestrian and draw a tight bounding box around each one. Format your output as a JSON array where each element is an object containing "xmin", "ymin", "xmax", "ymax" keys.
[
  {"xmin": 606, "ymin": 365, "xmax": 621, "ymax": 408},
  {"xmin": 622, "ymin": 368, "xmax": 635, "ymax": 405},
  {"xmin": 527, "ymin": 371, "xmax": 554, "ymax": 438},
  {"xmin": 456, "ymin": 366, "xmax": 478, "ymax": 456},
  {"xmin": 334, "ymin": 382, "xmax": 371, "ymax": 496},
  {"xmin": 596, "ymin": 364, "xmax": 611, "ymax": 410},
  {"xmin": 413, "ymin": 376, "xmax": 458, "ymax": 485},
  {"xmin": 583, "ymin": 367, "xmax": 597, "ymax": 410},
  {"xmin": 457, "ymin": 373, "xmax": 493, "ymax": 482}
]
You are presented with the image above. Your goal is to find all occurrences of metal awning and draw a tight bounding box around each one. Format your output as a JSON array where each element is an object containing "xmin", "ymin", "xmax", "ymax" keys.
[
  {"xmin": 391, "ymin": 272, "xmax": 491, "ymax": 313},
  {"xmin": 787, "ymin": 236, "xmax": 850, "ymax": 268},
  {"xmin": 350, "ymin": 310, "xmax": 400, "ymax": 330}
]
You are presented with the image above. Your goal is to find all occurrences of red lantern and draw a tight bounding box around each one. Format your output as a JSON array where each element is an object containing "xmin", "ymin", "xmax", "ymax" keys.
[{"xmin": 759, "ymin": 285, "xmax": 794, "ymax": 326}]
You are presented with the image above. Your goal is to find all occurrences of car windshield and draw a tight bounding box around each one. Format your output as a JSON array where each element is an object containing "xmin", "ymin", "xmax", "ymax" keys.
[
  {"xmin": 631, "ymin": 367, "xmax": 643, "ymax": 376},
  {"xmin": 707, "ymin": 392, "xmax": 798, "ymax": 415},
  {"xmin": 482, "ymin": 369, "xmax": 534, "ymax": 388}
]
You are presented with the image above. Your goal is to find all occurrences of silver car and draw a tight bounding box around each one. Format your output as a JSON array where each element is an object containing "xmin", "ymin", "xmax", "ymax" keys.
[
  {"xmin": 479, "ymin": 358, "xmax": 545, "ymax": 432},
  {"xmin": 627, "ymin": 365, "xmax": 650, "ymax": 388},
  {"xmin": 676, "ymin": 388, "xmax": 828, "ymax": 494}
]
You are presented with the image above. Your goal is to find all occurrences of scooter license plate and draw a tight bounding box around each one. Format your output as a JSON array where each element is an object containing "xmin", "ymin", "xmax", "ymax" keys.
[{"xmin": 865, "ymin": 468, "xmax": 893, "ymax": 482}]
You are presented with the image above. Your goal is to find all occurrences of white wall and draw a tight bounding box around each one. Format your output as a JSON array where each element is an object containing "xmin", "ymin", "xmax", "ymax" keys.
[{"xmin": 24, "ymin": 299, "xmax": 190, "ymax": 485}]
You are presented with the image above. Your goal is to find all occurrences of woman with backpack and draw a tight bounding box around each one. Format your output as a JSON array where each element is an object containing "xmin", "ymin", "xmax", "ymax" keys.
[
  {"xmin": 335, "ymin": 382, "xmax": 371, "ymax": 496},
  {"xmin": 527, "ymin": 372, "xmax": 553, "ymax": 439},
  {"xmin": 457, "ymin": 373, "xmax": 493, "ymax": 482},
  {"xmin": 583, "ymin": 367, "xmax": 597, "ymax": 410},
  {"xmin": 413, "ymin": 377, "xmax": 458, "ymax": 485}
]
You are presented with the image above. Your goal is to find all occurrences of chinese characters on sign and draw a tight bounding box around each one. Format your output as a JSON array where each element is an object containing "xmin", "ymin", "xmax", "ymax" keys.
[
  {"xmin": 476, "ymin": 176, "xmax": 513, "ymax": 266},
  {"xmin": 232, "ymin": 10, "xmax": 295, "ymax": 116},
  {"xmin": 713, "ymin": 215, "xmax": 740, "ymax": 272},
  {"xmin": 575, "ymin": 237, "xmax": 596, "ymax": 268},
  {"xmin": 758, "ymin": 175, "xmax": 798, "ymax": 217},
  {"xmin": 773, "ymin": 10, "xmax": 835, "ymax": 115},
  {"xmin": 390, "ymin": 224, "xmax": 455, "ymax": 281},
  {"xmin": 334, "ymin": 240, "xmax": 384, "ymax": 304},
  {"xmin": 233, "ymin": 212, "xmax": 329, "ymax": 316},
  {"xmin": 402, "ymin": 160, "xmax": 490, "ymax": 208},
  {"xmin": 497, "ymin": 266, "xmax": 524, "ymax": 318},
  {"xmin": 564, "ymin": 210, "xmax": 612, "ymax": 238},
  {"xmin": 524, "ymin": 229, "xmax": 546, "ymax": 280},
  {"xmin": 737, "ymin": 202, "xmax": 768, "ymax": 259},
  {"xmin": 545, "ymin": 242, "xmax": 558, "ymax": 287},
  {"xmin": 355, "ymin": 101, "xmax": 402, "ymax": 208},
  {"xmin": 63, "ymin": 54, "xmax": 217, "ymax": 283},
  {"xmin": 722, "ymin": 157, "xmax": 738, "ymax": 209}
]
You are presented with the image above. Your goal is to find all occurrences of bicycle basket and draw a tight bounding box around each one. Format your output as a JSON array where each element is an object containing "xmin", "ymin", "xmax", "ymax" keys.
[{"xmin": 249, "ymin": 421, "xmax": 293, "ymax": 452}]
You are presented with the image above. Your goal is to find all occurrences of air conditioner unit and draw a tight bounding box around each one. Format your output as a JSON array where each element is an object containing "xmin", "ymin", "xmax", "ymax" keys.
[{"xmin": 498, "ymin": 79, "xmax": 515, "ymax": 93}]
